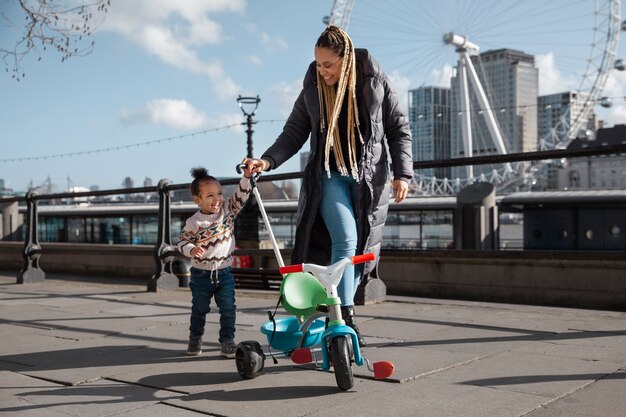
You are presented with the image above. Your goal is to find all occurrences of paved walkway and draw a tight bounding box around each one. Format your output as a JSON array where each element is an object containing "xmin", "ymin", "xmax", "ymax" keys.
[{"xmin": 1, "ymin": 272, "xmax": 625, "ymax": 417}]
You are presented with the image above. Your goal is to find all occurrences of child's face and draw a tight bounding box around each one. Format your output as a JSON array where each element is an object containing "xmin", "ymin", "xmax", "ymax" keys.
[{"xmin": 194, "ymin": 180, "xmax": 223, "ymax": 215}]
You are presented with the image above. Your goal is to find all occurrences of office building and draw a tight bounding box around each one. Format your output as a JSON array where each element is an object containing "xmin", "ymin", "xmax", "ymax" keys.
[
  {"xmin": 450, "ymin": 49, "xmax": 538, "ymax": 179},
  {"xmin": 537, "ymin": 91, "xmax": 597, "ymax": 189},
  {"xmin": 408, "ymin": 86, "xmax": 451, "ymax": 179}
]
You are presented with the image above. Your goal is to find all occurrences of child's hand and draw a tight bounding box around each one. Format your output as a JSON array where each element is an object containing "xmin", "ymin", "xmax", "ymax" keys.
[{"xmin": 191, "ymin": 246, "xmax": 205, "ymax": 258}]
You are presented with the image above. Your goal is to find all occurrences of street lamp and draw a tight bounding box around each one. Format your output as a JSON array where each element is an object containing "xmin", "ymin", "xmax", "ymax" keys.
[
  {"xmin": 235, "ymin": 95, "xmax": 261, "ymax": 248},
  {"xmin": 237, "ymin": 95, "xmax": 261, "ymax": 158}
]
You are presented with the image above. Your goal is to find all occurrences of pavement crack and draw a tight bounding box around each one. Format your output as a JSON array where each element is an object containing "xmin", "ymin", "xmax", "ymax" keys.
[{"xmin": 104, "ymin": 376, "xmax": 190, "ymax": 395}]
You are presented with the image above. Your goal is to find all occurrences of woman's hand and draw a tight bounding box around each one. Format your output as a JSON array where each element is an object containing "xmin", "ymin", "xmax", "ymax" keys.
[
  {"xmin": 239, "ymin": 159, "xmax": 255, "ymax": 178},
  {"xmin": 391, "ymin": 179, "xmax": 408, "ymax": 203},
  {"xmin": 241, "ymin": 158, "xmax": 269, "ymax": 174}
]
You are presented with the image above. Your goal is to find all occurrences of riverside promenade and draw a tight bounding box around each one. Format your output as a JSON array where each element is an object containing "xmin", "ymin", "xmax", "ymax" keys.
[{"xmin": 1, "ymin": 272, "xmax": 625, "ymax": 417}]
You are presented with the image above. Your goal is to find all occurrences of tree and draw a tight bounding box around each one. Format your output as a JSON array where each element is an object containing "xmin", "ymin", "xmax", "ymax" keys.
[{"xmin": 1, "ymin": 0, "xmax": 110, "ymax": 81}]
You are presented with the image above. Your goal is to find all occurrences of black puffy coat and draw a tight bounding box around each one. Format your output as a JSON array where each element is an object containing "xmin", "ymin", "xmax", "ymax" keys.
[{"xmin": 262, "ymin": 49, "xmax": 413, "ymax": 279}]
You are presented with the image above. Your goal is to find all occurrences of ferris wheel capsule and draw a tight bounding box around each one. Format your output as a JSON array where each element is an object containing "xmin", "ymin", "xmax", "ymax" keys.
[
  {"xmin": 599, "ymin": 97, "xmax": 613, "ymax": 108},
  {"xmin": 614, "ymin": 59, "xmax": 625, "ymax": 71}
]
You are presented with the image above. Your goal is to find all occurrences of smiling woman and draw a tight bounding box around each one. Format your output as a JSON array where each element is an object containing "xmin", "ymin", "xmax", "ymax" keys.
[{"xmin": 242, "ymin": 24, "xmax": 414, "ymax": 346}]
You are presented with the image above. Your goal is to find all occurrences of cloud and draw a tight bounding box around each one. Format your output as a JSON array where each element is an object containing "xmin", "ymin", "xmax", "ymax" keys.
[
  {"xmin": 206, "ymin": 112, "xmax": 246, "ymax": 134},
  {"xmin": 603, "ymin": 68, "xmax": 626, "ymax": 98},
  {"xmin": 603, "ymin": 104, "xmax": 626, "ymax": 126},
  {"xmin": 244, "ymin": 55, "xmax": 263, "ymax": 67},
  {"xmin": 120, "ymin": 98, "xmax": 208, "ymax": 130},
  {"xmin": 101, "ymin": 0, "xmax": 243, "ymax": 100},
  {"xmin": 536, "ymin": 52, "xmax": 577, "ymax": 95},
  {"xmin": 269, "ymin": 79, "xmax": 303, "ymax": 117},
  {"xmin": 387, "ymin": 70, "xmax": 412, "ymax": 112},
  {"xmin": 259, "ymin": 32, "xmax": 289, "ymax": 53},
  {"xmin": 244, "ymin": 23, "xmax": 288, "ymax": 54},
  {"xmin": 431, "ymin": 63, "xmax": 454, "ymax": 88},
  {"xmin": 598, "ymin": 69, "xmax": 626, "ymax": 126}
]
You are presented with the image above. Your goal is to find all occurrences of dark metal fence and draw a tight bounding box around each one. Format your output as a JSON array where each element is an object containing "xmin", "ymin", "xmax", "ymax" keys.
[{"xmin": 2, "ymin": 142, "xmax": 625, "ymax": 292}]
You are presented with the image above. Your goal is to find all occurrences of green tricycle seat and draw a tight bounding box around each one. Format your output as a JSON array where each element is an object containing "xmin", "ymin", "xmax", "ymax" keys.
[{"xmin": 280, "ymin": 272, "xmax": 327, "ymax": 318}]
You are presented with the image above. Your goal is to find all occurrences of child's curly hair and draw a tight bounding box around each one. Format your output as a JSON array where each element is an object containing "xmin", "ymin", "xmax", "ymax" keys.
[{"xmin": 189, "ymin": 167, "xmax": 218, "ymax": 196}]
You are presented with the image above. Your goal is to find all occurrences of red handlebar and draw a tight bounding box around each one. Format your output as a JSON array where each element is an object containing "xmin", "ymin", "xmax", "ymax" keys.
[
  {"xmin": 279, "ymin": 264, "xmax": 303, "ymax": 275},
  {"xmin": 280, "ymin": 253, "xmax": 374, "ymax": 275},
  {"xmin": 352, "ymin": 253, "xmax": 375, "ymax": 264}
]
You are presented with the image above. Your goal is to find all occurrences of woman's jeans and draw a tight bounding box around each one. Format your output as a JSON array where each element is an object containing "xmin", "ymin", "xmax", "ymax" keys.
[
  {"xmin": 188, "ymin": 266, "xmax": 236, "ymax": 343},
  {"xmin": 320, "ymin": 171, "xmax": 361, "ymax": 306}
]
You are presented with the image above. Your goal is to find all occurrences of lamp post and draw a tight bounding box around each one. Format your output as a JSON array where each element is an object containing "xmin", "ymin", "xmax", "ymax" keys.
[
  {"xmin": 237, "ymin": 95, "xmax": 261, "ymax": 158},
  {"xmin": 235, "ymin": 95, "xmax": 262, "ymax": 251}
]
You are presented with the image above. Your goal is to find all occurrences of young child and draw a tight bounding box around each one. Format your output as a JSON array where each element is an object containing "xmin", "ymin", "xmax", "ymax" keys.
[{"xmin": 177, "ymin": 165, "xmax": 252, "ymax": 358}]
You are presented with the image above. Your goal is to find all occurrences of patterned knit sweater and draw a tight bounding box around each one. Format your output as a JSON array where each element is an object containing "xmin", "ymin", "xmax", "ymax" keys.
[{"xmin": 177, "ymin": 177, "xmax": 251, "ymax": 271}]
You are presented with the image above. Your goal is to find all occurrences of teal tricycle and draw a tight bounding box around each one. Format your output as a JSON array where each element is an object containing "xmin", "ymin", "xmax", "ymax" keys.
[{"xmin": 234, "ymin": 166, "xmax": 395, "ymax": 391}]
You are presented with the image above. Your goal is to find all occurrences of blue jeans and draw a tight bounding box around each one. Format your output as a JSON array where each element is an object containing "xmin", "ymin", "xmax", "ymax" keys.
[
  {"xmin": 320, "ymin": 171, "xmax": 361, "ymax": 306},
  {"xmin": 188, "ymin": 266, "xmax": 236, "ymax": 343}
]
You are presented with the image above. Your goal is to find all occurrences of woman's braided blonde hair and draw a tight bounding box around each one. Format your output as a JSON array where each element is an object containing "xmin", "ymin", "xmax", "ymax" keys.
[{"xmin": 316, "ymin": 25, "xmax": 363, "ymax": 178}]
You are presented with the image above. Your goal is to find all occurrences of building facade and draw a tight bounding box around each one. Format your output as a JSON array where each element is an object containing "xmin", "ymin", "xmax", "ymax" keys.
[
  {"xmin": 450, "ymin": 49, "xmax": 538, "ymax": 179},
  {"xmin": 537, "ymin": 91, "xmax": 597, "ymax": 189},
  {"xmin": 408, "ymin": 86, "xmax": 451, "ymax": 180},
  {"xmin": 553, "ymin": 124, "xmax": 626, "ymax": 190}
]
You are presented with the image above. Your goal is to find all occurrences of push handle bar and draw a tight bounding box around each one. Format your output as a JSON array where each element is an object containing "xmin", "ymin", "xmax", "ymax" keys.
[
  {"xmin": 279, "ymin": 264, "xmax": 303, "ymax": 274},
  {"xmin": 235, "ymin": 163, "xmax": 260, "ymax": 182},
  {"xmin": 279, "ymin": 253, "xmax": 375, "ymax": 275}
]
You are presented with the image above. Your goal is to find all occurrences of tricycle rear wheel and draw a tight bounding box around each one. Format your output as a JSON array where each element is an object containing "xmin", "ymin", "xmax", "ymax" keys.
[{"xmin": 331, "ymin": 336, "xmax": 354, "ymax": 391}]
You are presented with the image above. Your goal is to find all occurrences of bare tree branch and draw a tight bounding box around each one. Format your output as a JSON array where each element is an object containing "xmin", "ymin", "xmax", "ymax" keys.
[{"xmin": 1, "ymin": 0, "xmax": 110, "ymax": 81}]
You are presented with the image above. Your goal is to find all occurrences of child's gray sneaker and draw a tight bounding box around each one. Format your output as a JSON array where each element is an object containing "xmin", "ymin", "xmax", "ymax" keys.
[
  {"xmin": 220, "ymin": 340, "xmax": 237, "ymax": 358},
  {"xmin": 186, "ymin": 336, "xmax": 202, "ymax": 356}
]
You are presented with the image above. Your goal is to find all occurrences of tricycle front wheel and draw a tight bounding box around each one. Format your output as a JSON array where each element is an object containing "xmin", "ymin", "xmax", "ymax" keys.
[
  {"xmin": 331, "ymin": 336, "xmax": 354, "ymax": 391},
  {"xmin": 235, "ymin": 340, "xmax": 265, "ymax": 379}
]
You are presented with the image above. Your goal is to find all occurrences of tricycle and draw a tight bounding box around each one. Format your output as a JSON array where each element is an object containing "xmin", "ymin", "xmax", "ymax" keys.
[{"xmin": 234, "ymin": 165, "xmax": 395, "ymax": 391}]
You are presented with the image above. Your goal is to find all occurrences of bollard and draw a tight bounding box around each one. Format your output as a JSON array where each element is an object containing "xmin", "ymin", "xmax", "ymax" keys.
[
  {"xmin": 147, "ymin": 179, "xmax": 180, "ymax": 292},
  {"xmin": 172, "ymin": 258, "xmax": 191, "ymax": 287},
  {"xmin": 17, "ymin": 192, "xmax": 45, "ymax": 283},
  {"xmin": 454, "ymin": 182, "xmax": 499, "ymax": 250}
]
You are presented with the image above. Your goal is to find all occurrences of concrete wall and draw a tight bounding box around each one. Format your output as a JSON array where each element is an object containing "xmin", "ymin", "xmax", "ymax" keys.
[
  {"xmin": 0, "ymin": 202, "xmax": 21, "ymax": 241},
  {"xmin": 0, "ymin": 242, "xmax": 154, "ymax": 278},
  {"xmin": 1, "ymin": 242, "xmax": 625, "ymax": 311},
  {"xmin": 378, "ymin": 250, "xmax": 626, "ymax": 311}
]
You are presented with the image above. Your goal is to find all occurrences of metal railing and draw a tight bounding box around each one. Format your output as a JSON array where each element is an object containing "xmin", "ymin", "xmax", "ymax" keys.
[{"xmin": 2, "ymin": 142, "xmax": 625, "ymax": 291}]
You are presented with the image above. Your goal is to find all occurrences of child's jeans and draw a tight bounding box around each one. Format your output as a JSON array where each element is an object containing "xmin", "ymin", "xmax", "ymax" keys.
[{"xmin": 188, "ymin": 266, "xmax": 236, "ymax": 343}]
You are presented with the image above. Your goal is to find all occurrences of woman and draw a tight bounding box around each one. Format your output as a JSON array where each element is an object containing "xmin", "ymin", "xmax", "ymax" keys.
[{"xmin": 245, "ymin": 25, "xmax": 413, "ymax": 346}]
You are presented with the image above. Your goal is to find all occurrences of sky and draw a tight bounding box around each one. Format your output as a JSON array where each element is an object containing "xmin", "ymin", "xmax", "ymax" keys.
[{"xmin": 1, "ymin": 0, "xmax": 626, "ymax": 193}]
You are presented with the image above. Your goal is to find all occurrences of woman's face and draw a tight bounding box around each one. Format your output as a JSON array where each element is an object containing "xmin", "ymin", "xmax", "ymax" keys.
[{"xmin": 315, "ymin": 46, "xmax": 343, "ymax": 86}]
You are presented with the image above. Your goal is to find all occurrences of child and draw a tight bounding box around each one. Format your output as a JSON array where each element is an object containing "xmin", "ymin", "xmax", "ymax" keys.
[{"xmin": 177, "ymin": 165, "xmax": 252, "ymax": 358}]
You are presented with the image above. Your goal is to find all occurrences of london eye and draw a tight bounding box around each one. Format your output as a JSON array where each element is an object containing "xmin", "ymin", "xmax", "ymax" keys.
[{"xmin": 326, "ymin": 0, "xmax": 622, "ymax": 194}]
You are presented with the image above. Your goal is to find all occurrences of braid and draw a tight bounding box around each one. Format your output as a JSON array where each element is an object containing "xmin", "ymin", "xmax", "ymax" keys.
[{"xmin": 316, "ymin": 25, "xmax": 363, "ymax": 179}]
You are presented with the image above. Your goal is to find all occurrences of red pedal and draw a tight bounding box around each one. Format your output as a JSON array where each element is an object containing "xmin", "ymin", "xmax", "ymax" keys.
[
  {"xmin": 291, "ymin": 348, "xmax": 313, "ymax": 364},
  {"xmin": 373, "ymin": 361, "xmax": 395, "ymax": 379}
]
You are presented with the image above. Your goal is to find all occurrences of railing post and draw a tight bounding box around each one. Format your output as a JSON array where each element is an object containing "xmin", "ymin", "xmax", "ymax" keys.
[
  {"xmin": 147, "ymin": 179, "xmax": 179, "ymax": 292},
  {"xmin": 17, "ymin": 191, "xmax": 45, "ymax": 283},
  {"xmin": 454, "ymin": 182, "xmax": 499, "ymax": 250},
  {"xmin": 354, "ymin": 263, "xmax": 387, "ymax": 306}
]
